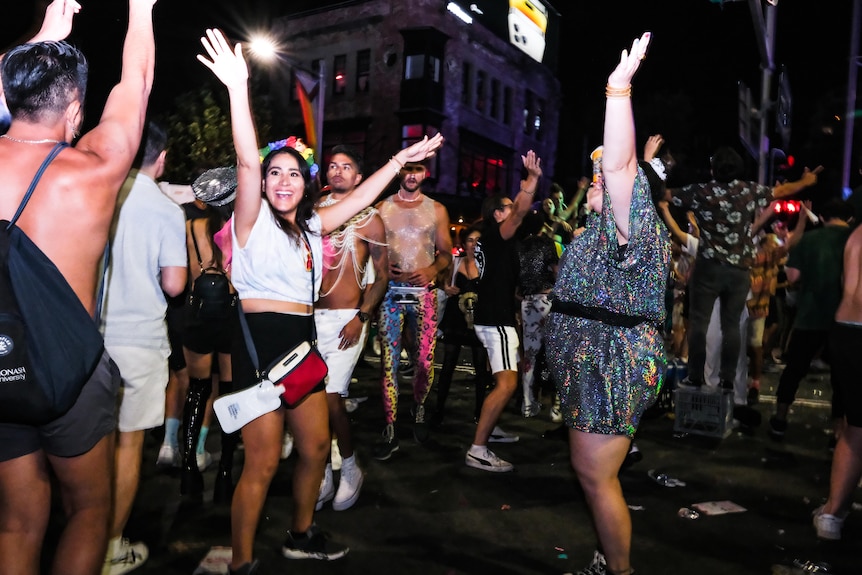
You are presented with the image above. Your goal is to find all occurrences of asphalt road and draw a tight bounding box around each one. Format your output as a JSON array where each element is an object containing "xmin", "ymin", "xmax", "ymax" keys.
[{"xmin": 43, "ymin": 352, "xmax": 858, "ymax": 575}]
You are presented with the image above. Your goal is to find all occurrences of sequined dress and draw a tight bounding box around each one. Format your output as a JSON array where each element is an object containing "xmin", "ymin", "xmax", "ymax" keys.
[{"xmin": 545, "ymin": 168, "xmax": 672, "ymax": 437}]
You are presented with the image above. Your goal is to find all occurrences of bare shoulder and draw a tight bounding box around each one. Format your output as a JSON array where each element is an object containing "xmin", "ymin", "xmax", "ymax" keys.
[{"xmin": 433, "ymin": 200, "xmax": 450, "ymax": 221}]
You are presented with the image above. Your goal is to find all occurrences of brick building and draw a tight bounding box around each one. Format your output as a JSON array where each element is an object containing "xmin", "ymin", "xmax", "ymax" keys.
[{"xmin": 264, "ymin": 0, "xmax": 562, "ymax": 223}]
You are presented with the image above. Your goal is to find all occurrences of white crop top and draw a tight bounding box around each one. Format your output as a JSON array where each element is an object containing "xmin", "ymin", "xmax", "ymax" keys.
[{"xmin": 230, "ymin": 203, "xmax": 323, "ymax": 305}]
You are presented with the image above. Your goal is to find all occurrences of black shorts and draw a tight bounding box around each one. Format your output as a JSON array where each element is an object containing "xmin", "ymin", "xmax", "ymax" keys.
[
  {"xmin": 184, "ymin": 300, "xmax": 238, "ymax": 356},
  {"xmin": 829, "ymin": 323, "xmax": 862, "ymax": 427},
  {"xmin": 230, "ymin": 312, "xmax": 325, "ymax": 406},
  {"xmin": 0, "ymin": 350, "xmax": 120, "ymax": 462}
]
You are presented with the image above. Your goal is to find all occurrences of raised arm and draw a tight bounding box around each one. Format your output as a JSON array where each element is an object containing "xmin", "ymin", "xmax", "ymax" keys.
[
  {"xmin": 657, "ymin": 201, "xmax": 689, "ymax": 246},
  {"xmin": 197, "ymin": 28, "xmax": 259, "ymax": 246},
  {"xmin": 74, "ymin": 0, "xmax": 157, "ymax": 186},
  {"xmin": 601, "ymin": 32, "xmax": 650, "ymax": 241},
  {"xmin": 317, "ymin": 134, "xmax": 444, "ymax": 234},
  {"xmin": 772, "ymin": 165, "xmax": 823, "ymax": 199},
  {"xmin": 500, "ymin": 150, "xmax": 542, "ymax": 240}
]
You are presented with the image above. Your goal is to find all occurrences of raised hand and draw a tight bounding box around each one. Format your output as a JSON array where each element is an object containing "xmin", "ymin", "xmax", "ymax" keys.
[
  {"xmin": 197, "ymin": 28, "xmax": 249, "ymax": 91},
  {"xmin": 644, "ymin": 134, "xmax": 664, "ymax": 162},
  {"xmin": 31, "ymin": 0, "xmax": 82, "ymax": 43},
  {"xmin": 521, "ymin": 149, "xmax": 543, "ymax": 180},
  {"xmin": 607, "ymin": 32, "xmax": 650, "ymax": 88},
  {"xmin": 399, "ymin": 133, "xmax": 445, "ymax": 164}
]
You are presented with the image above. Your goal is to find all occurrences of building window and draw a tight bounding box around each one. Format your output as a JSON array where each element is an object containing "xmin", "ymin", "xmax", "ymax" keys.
[
  {"xmin": 405, "ymin": 54, "xmax": 441, "ymax": 82},
  {"xmin": 490, "ymin": 78, "xmax": 500, "ymax": 120},
  {"xmin": 503, "ymin": 86, "xmax": 512, "ymax": 125},
  {"xmin": 333, "ymin": 54, "xmax": 347, "ymax": 96},
  {"xmin": 523, "ymin": 90, "xmax": 534, "ymax": 134},
  {"xmin": 475, "ymin": 70, "xmax": 486, "ymax": 114},
  {"xmin": 534, "ymin": 97, "xmax": 544, "ymax": 140},
  {"xmin": 356, "ymin": 49, "xmax": 370, "ymax": 93},
  {"xmin": 461, "ymin": 62, "xmax": 472, "ymax": 106},
  {"xmin": 459, "ymin": 150, "xmax": 506, "ymax": 198}
]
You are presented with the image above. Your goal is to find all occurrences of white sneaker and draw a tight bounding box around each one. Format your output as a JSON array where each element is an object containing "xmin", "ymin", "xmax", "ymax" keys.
[
  {"xmin": 330, "ymin": 438, "xmax": 342, "ymax": 471},
  {"xmin": 465, "ymin": 446, "xmax": 513, "ymax": 473},
  {"xmin": 333, "ymin": 457, "xmax": 364, "ymax": 511},
  {"xmin": 489, "ymin": 425, "xmax": 519, "ymax": 443},
  {"xmin": 316, "ymin": 464, "xmax": 335, "ymax": 511},
  {"xmin": 813, "ymin": 505, "xmax": 847, "ymax": 540},
  {"xmin": 156, "ymin": 444, "xmax": 180, "ymax": 468},
  {"xmin": 281, "ymin": 432, "xmax": 294, "ymax": 460},
  {"xmin": 103, "ymin": 538, "xmax": 148, "ymax": 575},
  {"xmin": 196, "ymin": 450, "xmax": 213, "ymax": 472}
]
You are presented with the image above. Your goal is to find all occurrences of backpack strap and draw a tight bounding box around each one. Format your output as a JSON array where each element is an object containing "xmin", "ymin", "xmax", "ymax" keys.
[
  {"xmin": 190, "ymin": 218, "xmax": 225, "ymax": 274},
  {"xmin": 190, "ymin": 218, "xmax": 206, "ymax": 272},
  {"xmin": 6, "ymin": 142, "xmax": 69, "ymax": 229}
]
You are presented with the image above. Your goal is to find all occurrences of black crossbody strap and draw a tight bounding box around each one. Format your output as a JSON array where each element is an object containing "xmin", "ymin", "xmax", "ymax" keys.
[
  {"xmin": 6, "ymin": 142, "xmax": 69, "ymax": 228},
  {"xmin": 238, "ymin": 229, "xmax": 319, "ymax": 377}
]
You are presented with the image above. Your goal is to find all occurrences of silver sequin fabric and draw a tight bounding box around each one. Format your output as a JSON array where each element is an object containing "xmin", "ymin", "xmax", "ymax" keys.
[{"xmin": 545, "ymin": 167, "xmax": 672, "ymax": 437}]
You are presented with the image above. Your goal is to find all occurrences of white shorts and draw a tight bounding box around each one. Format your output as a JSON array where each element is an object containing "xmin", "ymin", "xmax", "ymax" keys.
[
  {"xmin": 474, "ymin": 324, "xmax": 520, "ymax": 374},
  {"xmin": 315, "ymin": 308, "xmax": 368, "ymax": 396},
  {"xmin": 107, "ymin": 344, "xmax": 170, "ymax": 432}
]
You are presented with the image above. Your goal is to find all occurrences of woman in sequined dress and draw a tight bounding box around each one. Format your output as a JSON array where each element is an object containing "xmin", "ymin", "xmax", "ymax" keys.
[{"xmin": 544, "ymin": 33, "xmax": 671, "ymax": 575}]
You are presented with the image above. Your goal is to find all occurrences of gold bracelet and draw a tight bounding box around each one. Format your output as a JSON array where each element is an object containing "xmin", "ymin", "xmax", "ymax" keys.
[
  {"xmin": 605, "ymin": 84, "xmax": 632, "ymax": 98},
  {"xmin": 389, "ymin": 157, "xmax": 402, "ymax": 176}
]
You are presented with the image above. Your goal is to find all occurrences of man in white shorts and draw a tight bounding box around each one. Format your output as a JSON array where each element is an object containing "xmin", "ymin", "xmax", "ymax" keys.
[
  {"xmin": 314, "ymin": 145, "xmax": 388, "ymax": 510},
  {"xmin": 101, "ymin": 120, "xmax": 187, "ymax": 571}
]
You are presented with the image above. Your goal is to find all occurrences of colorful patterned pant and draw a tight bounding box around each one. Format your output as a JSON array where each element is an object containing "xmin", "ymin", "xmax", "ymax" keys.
[
  {"xmin": 520, "ymin": 293, "xmax": 552, "ymax": 407},
  {"xmin": 378, "ymin": 283, "xmax": 438, "ymax": 425}
]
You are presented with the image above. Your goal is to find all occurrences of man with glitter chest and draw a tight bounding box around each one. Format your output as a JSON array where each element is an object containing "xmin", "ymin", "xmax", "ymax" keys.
[
  {"xmin": 372, "ymin": 160, "xmax": 452, "ymax": 460},
  {"xmin": 314, "ymin": 145, "xmax": 389, "ymax": 511}
]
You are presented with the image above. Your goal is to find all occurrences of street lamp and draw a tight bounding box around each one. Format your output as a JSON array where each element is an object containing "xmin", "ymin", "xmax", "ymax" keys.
[{"xmin": 246, "ymin": 32, "xmax": 326, "ymax": 165}]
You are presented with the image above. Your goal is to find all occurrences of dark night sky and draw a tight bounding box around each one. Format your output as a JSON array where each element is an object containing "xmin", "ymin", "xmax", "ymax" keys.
[{"xmin": 3, "ymin": 0, "xmax": 859, "ymax": 192}]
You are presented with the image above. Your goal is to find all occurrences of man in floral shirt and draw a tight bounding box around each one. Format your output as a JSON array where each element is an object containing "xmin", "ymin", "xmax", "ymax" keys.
[{"xmin": 671, "ymin": 146, "xmax": 820, "ymax": 389}]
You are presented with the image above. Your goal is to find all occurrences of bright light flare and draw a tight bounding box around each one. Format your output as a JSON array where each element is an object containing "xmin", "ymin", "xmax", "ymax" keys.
[{"xmin": 248, "ymin": 34, "xmax": 279, "ymax": 62}]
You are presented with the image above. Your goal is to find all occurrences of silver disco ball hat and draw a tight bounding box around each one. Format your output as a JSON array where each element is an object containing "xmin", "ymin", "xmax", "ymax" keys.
[{"xmin": 191, "ymin": 166, "xmax": 237, "ymax": 206}]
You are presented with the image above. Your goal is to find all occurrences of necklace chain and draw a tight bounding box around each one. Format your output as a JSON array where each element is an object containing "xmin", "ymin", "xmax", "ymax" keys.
[
  {"xmin": 397, "ymin": 190, "xmax": 421, "ymax": 203},
  {"xmin": 1, "ymin": 134, "xmax": 64, "ymax": 145}
]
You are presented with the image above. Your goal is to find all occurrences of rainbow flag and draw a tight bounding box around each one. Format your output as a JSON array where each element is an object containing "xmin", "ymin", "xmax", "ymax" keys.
[{"xmin": 294, "ymin": 68, "xmax": 323, "ymax": 162}]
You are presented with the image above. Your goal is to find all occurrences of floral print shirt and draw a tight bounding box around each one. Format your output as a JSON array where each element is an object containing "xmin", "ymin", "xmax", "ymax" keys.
[{"xmin": 671, "ymin": 179, "xmax": 771, "ymax": 270}]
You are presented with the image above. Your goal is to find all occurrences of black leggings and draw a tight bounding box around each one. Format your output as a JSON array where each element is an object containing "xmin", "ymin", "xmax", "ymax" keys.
[{"xmin": 435, "ymin": 341, "xmax": 490, "ymax": 420}]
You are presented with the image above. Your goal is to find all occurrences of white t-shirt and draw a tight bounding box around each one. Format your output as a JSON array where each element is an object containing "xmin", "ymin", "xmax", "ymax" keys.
[
  {"xmin": 230, "ymin": 203, "xmax": 323, "ymax": 305},
  {"xmin": 102, "ymin": 171, "xmax": 188, "ymax": 350}
]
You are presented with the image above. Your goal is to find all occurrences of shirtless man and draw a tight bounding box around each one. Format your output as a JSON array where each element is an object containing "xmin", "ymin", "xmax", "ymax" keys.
[
  {"xmin": 0, "ymin": 1, "xmax": 156, "ymax": 573},
  {"xmin": 373, "ymin": 160, "xmax": 452, "ymax": 460},
  {"xmin": 813, "ymin": 222, "xmax": 862, "ymax": 541},
  {"xmin": 314, "ymin": 145, "xmax": 388, "ymax": 511}
]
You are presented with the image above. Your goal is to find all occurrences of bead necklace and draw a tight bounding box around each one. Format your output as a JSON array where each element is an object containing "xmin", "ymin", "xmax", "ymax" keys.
[
  {"xmin": 0, "ymin": 134, "xmax": 63, "ymax": 145},
  {"xmin": 397, "ymin": 190, "xmax": 421, "ymax": 203}
]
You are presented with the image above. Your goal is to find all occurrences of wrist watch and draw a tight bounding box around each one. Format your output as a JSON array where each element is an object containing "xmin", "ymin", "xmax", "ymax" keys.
[{"xmin": 356, "ymin": 311, "xmax": 369, "ymax": 323}]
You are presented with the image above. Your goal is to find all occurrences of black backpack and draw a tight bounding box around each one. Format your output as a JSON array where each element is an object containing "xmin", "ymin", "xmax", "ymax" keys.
[
  {"xmin": 0, "ymin": 143, "xmax": 105, "ymax": 424},
  {"xmin": 188, "ymin": 220, "xmax": 236, "ymax": 320}
]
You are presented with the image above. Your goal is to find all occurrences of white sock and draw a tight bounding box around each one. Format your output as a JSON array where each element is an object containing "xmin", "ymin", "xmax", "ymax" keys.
[
  {"xmin": 340, "ymin": 454, "xmax": 355, "ymax": 469},
  {"xmin": 469, "ymin": 444, "xmax": 485, "ymax": 453},
  {"xmin": 107, "ymin": 535, "xmax": 122, "ymax": 558}
]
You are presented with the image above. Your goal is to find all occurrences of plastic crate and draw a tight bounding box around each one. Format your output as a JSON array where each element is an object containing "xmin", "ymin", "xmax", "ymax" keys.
[{"xmin": 673, "ymin": 388, "xmax": 733, "ymax": 438}]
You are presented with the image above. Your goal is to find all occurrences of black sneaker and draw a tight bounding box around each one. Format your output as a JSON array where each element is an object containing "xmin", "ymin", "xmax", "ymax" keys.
[
  {"xmin": 576, "ymin": 550, "xmax": 608, "ymax": 575},
  {"xmin": 768, "ymin": 416, "xmax": 787, "ymax": 441},
  {"xmin": 282, "ymin": 524, "xmax": 348, "ymax": 560},
  {"xmin": 372, "ymin": 423, "xmax": 399, "ymax": 460}
]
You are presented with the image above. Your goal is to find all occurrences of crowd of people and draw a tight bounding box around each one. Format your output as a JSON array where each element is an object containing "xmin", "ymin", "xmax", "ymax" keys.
[{"xmin": 1, "ymin": 3, "xmax": 860, "ymax": 575}]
